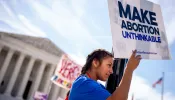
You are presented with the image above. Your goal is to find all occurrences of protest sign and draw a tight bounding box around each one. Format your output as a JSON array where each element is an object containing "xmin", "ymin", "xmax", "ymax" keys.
[
  {"xmin": 51, "ymin": 54, "xmax": 82, "ymax": 90},
  {"xmin": 33, "ymin": 91, "xmax": 48, "ymax": 100},
  {"xmin": 108, "ymin": 0, "xmax": 171, "ymax": 59}
]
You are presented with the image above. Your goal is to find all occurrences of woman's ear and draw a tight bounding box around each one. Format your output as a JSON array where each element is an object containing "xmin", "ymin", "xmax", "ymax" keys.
[{"xmin": 92, "ymin": 58, "xmax": 100, "ymax": 68}]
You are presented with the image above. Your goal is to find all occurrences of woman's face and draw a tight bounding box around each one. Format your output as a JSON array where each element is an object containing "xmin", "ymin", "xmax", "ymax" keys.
[{"xmin": 96, "ymin": 57, "xmax": 113, "ymax": 81}]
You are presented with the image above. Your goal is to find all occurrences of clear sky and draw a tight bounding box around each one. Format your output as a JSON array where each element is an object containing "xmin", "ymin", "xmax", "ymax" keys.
[{"xmin": 0, "ymin": 0, "xmax": 175, "ymax": 100}]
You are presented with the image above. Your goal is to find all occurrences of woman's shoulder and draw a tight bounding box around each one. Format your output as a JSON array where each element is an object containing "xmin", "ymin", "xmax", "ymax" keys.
[
  {"xmin": 72, "ymin": 75, "xmax": 99, "ymax": 89},
  {"xmin": 73, "ymin": 75, "xmax": 95, "ymax": 84}
]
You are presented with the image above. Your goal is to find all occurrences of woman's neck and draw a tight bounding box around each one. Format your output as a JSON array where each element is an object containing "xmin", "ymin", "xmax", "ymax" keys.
[{"xmin": 86, "ymin": 70, "xmax": 98, "ymax": 81}]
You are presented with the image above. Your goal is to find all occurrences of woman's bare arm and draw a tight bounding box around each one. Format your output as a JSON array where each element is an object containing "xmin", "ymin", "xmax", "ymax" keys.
[{"xmin": 107, "ymin": 50, "xmax": 141, "ymax": 100}]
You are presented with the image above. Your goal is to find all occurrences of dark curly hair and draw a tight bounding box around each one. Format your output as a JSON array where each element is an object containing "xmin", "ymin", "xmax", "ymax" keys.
[{"xmin": 81, "ymin": 49, "xmax": 113, "ymax": 75}]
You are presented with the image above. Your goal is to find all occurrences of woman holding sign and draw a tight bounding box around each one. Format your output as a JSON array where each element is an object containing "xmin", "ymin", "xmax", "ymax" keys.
[{"xmin": 69, "ymin": 49, "xmax": 141, "ymax": 100}]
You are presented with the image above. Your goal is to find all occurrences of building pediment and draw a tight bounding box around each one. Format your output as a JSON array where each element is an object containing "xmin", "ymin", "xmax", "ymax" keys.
[{"xmin": 0, "ymin": 32, "xmax": 64, "ymax": 57}]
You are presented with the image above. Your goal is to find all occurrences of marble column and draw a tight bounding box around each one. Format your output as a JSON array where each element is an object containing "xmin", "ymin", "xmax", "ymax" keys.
[
  {"xmin": 0, "ymin": 49, "xmax": 14, "ymax": 84},
  {"xmin": 42, "ymin": 65, "xmax": 55, "ymax": 93},
  {"xmin": 48, "ymin": 84, "xmax": 60, "ymax": 100},
  {"xmin": 28, "ymin": 61, "xmax": 46, "ymax": 100},
  {"xmin": 59, "ymin": 88, "xmax": 69, "ymax": 99},
  {"xmin": 4, "ymin": 53, "xmax": 25, "ymax": 95},
  {"xmin": 16, "ymin": 57, "xmax": 35, "ymax": 99}
]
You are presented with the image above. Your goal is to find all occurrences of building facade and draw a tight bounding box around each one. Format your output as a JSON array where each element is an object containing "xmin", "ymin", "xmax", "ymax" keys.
[{"xmin": 0, "ymin": 32, "xmax": 68, "ymax": 100}]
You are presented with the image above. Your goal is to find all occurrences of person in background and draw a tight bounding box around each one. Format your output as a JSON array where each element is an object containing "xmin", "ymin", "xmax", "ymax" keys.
[
  {"xmin": 65, "ymin": 90, "xmax": 70, "ymax": 100},
  {"xmin": 69, "ymin": 49, "xmax": 141, "ymax": 100}
]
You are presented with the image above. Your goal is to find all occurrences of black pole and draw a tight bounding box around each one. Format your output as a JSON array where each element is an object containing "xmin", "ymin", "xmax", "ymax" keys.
[
  {"xmin": 105, "ymin": 48, "xmax": 128, "ymax": 93},
  {"xmin": 105, "ymin": 58, "xmax": 127, "ymax": 93},
  {"xmin": 105, "ymin": 58, "xmax": 119, "ymax": 93},
  {"xmin": 118, "ymin": 59, "xmax": 128, "ymax": 84}
]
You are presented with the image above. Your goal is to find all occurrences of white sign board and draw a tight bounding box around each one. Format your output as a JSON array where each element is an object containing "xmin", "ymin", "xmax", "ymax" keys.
[{"xmin": 108, "ymin": 0, "xmax": 171, "ymax": 59}]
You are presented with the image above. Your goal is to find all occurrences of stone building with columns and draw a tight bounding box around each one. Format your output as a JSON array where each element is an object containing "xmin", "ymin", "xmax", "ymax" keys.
[{"xmin": 0, "ymin": 32, "xmax": 68, "ymax": 100}]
